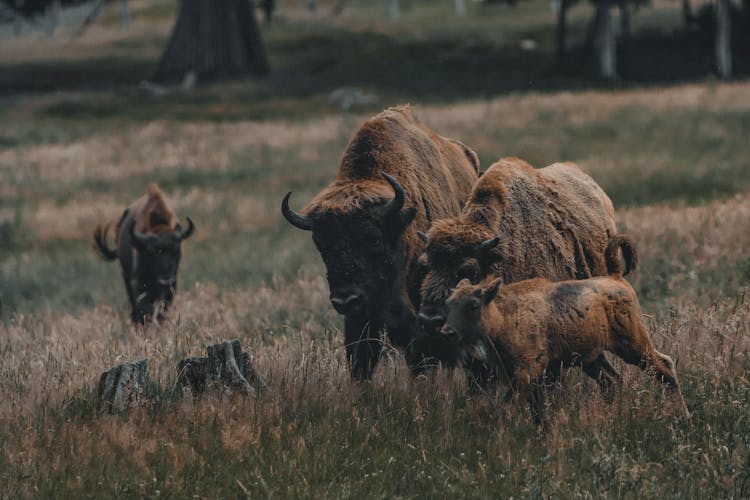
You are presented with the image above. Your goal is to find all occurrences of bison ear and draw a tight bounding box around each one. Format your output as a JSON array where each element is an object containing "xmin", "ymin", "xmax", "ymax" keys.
[
  {"xmin": 129, "ymin": 219, "xmax": 150, "ymax": 250},
  {"xmin": 397, "ymin": 206, "xmax": 417, "ymax": 230},
  {"xmin": 483, "ymin": 277, "xmax": 503, "ymax": 304}
]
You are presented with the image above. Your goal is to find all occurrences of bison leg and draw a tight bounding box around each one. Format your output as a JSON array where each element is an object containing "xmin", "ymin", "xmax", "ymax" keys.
[
  {"xmin": 132, "ymin": 296, "xmax": 154, "ymax": 325},
  {"xmin": 344, "ymin": 317, "xmax": 383, "ymax": 380},
  {"xmin": 582, "ymin": 354, "xmax": 622, "ymax": 402}
]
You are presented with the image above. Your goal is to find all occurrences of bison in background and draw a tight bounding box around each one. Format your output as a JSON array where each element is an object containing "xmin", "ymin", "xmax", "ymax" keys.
[
  {"xmin": 282, "ymin": 105, "xmax": 480, "ymax": 379},
  {"xmin": 439, "ymin": 236, "xmax": 689, "ymax": 421},
  {"xmin": 93, "ymin": 183, "xmax": 195, "ymax": 325},
  {"xmin": 417, "ymin": 156, "xmax": 618, "ymax": 344}
]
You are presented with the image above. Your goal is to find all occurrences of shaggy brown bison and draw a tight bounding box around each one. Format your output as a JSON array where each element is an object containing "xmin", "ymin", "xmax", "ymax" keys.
[
  {"xmin": 93, "ymin": 183, "xmax": 195, "ymax": 324},
  {"xmin": 439, "ymin": 236, "xmax": 689, "ymax": 421},
  {"xmin": 417, "ymin": 157, "xmax": 617, "ymax": 341},
  {"xmin": 281, "ymin": 105, "xmax": 480, "ymax": 379}
]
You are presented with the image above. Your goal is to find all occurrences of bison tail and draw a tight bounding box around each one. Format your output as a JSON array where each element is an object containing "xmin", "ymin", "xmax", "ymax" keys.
[
  {"xmin": 92, "ymin": 223, "xmax": 117, "ymax": 261},
  {"xmin": 605, "ymin": 234, "xmax": 638, "ymax": 277}
]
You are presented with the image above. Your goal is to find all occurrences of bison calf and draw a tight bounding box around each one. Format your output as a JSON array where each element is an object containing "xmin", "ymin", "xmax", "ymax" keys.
[
  {"xmin": 93, "ymin": 183, "xmax": 194, "ymax": 324},
  {"xmin": 439, "ymin": 236, "xmax": 689, "ymax": 420}
]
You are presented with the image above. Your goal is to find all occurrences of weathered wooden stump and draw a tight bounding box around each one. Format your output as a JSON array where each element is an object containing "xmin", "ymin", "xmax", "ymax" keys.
[
  {"xmin": 178, "ymin": 340, "xmax": 265, "ymax": 397},
  {"xmin": 98, "ymin": 358, "xmax": 148, "ymax": 413}
]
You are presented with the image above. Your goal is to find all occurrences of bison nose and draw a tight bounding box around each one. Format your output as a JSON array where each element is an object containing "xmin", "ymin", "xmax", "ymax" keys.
[
  {"xmin": 440, "ymin": 326, "xmax": 460, "ymax": 344},
  {"xmin": 330, "ymin": 292, "xmax": 364, "ymax": 315},
  {"xmin": 158, "ymin": 277, "xmax": 176, "ymax": 289},
  {"xmin": 418, "ymin": 312, "xmax": 446, "ymax": 335}
]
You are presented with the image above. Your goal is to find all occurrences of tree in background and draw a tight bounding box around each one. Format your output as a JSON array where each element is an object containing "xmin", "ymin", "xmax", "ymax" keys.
[
  {"xmin": 154, "ymin": 0, "xmax": 269, "ymax": 83},
  {"xmin": 1, "ymin": 0, "xmax": 270, "ymax": 83}
]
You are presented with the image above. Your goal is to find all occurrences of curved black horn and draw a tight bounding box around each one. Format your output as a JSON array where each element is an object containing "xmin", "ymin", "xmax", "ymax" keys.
[
  {"xmin": 381, "ymin": 173, "xmax": 405, "ymax": 216},
  {"xmin": 417, "ymin": 230, "xmax": 429, "ymax": 243},
  {"xmin": 477, "ymin": 236, "xmax": 500, "ymax": 252},
  {"xmin": 129, "ymin": 218, "xmax": 150, "ymax": 247},
  {"xmin": 281, "ymin": 192, "xmax": 312, "ymax": 231},
  {"xmin": 177, "ymin": 217, "xmax": 195, "ymax": 240}
]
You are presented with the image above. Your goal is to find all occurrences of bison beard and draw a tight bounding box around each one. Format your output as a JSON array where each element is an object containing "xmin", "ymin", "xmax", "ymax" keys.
[{"xmin": 281, "ymin": 106, "xmax": 480, "ymax": 379}]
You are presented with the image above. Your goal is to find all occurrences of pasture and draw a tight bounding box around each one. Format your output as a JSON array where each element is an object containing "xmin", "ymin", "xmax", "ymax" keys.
[{"xmin": 1, "ymin": 1, "xmax": 749, "ymax": 497}]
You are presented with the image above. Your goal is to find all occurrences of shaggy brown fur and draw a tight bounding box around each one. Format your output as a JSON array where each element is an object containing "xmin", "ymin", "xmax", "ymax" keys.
[
  {"xmin": 418, "ymin": 157, "xmax": 618, "ymax": 336},
  {"xmin": 303, "ymin": 106, "xmax": 480, "ymax": 279},
  {"xmin": 93, "ymin": 183, "xmax": 194, "ymax": 324},
  {"xmin": 282, "ymin": 105, "xmax": 480, "ymax": 379},
  {"xmin": 440, "ymin": 238, "xmax": 689, "ymax": 421}
]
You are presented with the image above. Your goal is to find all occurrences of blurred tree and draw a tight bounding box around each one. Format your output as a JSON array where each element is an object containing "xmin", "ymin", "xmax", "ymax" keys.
[
  {"xmin": 1, "ymin": 0, "xmax": 269, "ymax": 84},
  {"xmin": 154, "ymin": 0, "xmax": 269, "ymax": 83}
]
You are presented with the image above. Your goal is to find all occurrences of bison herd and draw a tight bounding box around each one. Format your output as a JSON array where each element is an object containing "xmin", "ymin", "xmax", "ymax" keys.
[{"xmin": 93, "ymin": 105, "xmax": 688, "ymax": 420}]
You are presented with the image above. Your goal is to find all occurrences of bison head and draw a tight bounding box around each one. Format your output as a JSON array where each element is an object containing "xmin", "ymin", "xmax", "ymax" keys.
[
  {"xmin": 130, "ymin": 217, "xmax": 194, "ymax": 298},
  {"xmin": 417, "ymin": 221, "xmax": 501, "ymax": 336},
  {"xmin": 441, "ymin": 277, "xmax": 503, "ymax": 344},
  {"xmin": 282, "ymin": 173, "xmax": 417, "ymax": 319}
]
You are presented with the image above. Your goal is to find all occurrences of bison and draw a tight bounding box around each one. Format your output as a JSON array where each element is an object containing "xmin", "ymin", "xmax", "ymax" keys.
[
  {"xmin": 440, "ymin": 236, "xmax": 689, "ymax": 420},
  {"xmin": 93, "ymin": 183, "xmax": 195, "ymax": 324},
  {"xmin": 416, "ymin": 157, "xmax": 617, "ymax": 343},
  {"xmin": 281, "ymin": 105, "xmax": 480, "ymax": 379}
]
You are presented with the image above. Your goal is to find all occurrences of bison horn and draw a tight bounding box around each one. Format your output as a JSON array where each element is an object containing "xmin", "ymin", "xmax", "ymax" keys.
[
  {"xmin": 477, "ymin": 236, "xmax": 500, "ymax": 252},
  {"xmin": 417, "ymin": 231, "xmax": 429, "ymax": 243},
  {"xmin": 381, "ymin": 173, "xmax": 405, "ymax": 217},
  {"xmin": 281, "ymin": 192, "xmax": 312, "ymax": 231},
  {"xmin": 176, "ymin": 217, "xmax": 195, "ymax": 240},
  {"xmin": 129, "ymin": 218, "xmax": 150, "ymax": 247}
]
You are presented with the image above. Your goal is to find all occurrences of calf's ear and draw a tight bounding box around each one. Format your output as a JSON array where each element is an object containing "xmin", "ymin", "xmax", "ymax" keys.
[{"xmin": 482, "ymin": 277, "xmax": 503, "ymax": 304}]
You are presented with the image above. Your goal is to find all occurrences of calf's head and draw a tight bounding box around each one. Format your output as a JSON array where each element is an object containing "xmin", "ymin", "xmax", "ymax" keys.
[
  {"xmin": 441, "ymin": 277, "xmax": 503, "ymax": 344},
  {"xmin": 130, "ymin": 217, "xmax": 194, "ymax": 297},
  {"xmin": 282, "ymin": 174, "xmax": 417, "ymax": 318},
  {"xmin": 418, "ymin": 221, "xmax": 501, "ymax": 335}
]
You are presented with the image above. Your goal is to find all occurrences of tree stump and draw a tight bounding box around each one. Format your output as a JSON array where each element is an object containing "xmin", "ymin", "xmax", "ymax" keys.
[
  {"xmin": 178, "ymin": 340, "xmax": 266, "ymax": 397},
  {"xmin": 98, "ymin": 358, "xmax": 148, "ymax": 413}
]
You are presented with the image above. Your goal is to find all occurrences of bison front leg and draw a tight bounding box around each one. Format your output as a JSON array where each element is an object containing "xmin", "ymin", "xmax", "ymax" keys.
[
  {"xmin": 132, "ymin": 295, "xmax": 155, "ymax": 325},
  {"xmin": 344, "ymin": 317, "xmax": 383, "ymax": 380}
]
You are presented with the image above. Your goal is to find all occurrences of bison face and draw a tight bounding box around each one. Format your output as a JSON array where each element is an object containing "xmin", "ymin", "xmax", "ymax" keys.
[
  {"xmin": 418, "ymin": 226, "xmax": 501, "ymax": 336},
  {"xmin": 283, "ymin": 174, "xmax": 417, "ymax": 319},
  {"xmin": 442, "ymin": 277, "xmax": 502, "ymax": 344},
  {"xmin": 130, "ymin": 218, "xmax": 194, "ymax": 298}
]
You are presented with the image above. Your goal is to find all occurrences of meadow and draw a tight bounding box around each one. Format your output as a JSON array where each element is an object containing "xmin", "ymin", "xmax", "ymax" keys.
[{"xmin": 1, "ymin": 0, "xmax": 749, "ymax": 497}]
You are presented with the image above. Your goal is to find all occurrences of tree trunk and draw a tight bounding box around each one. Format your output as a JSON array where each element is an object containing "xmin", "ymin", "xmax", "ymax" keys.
[
  {"xmin": 455, "ymin": 0, "xmax": 465, "ymax": 16},
  {"xmin": 682, "ymin": 0, "xmax": 694, "ymax": 26},
  {"xmin": 154, "ymin": 0, "xmax": 269, "ymax": 84},
  {"xmin": 120, "ymin": 0, "xmax": 131, "ymax": 30},
  {"xmin": 388, "ymin": 0, "xmax": 399, "ymax": 20},
  {"xmin": 594, "ymin": 0, "xmax": 617, "ymax": 79},
  {"xmin": 715, "ymin": 0, "xmax": 732, "ymax": 78},
  {"xmin": 555, "ymin": 0, "xmax": 568, "ymax": 60}
]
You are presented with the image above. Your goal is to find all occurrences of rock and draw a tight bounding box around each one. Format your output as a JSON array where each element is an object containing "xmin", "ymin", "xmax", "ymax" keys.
[
  {"xmin": 178, "ymin": 340, "xmax": 266, "ymax": 397},
  {"xmin": 98, "ymin": 358, "xmax": 148, "ymax": 413}
]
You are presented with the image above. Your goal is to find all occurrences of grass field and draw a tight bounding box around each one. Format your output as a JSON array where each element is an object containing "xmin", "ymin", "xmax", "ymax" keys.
[{"xmin": 1, "ymin": 0, "xmax": 749, "ymax": 497}]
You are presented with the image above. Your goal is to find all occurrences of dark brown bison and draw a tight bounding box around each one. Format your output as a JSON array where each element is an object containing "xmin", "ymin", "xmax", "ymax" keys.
[
  {"xmin": 439, "ymin": 236, "xmax": 689, "ymax": 421},
  {"xmin": 93, "ymin": 183, "xmax": 195, "ymax": 324},
  {"xmin": 416, "ymin": 157, "xmax": 617, "ymax": 343},
  {"xmin": 281, "ymin": 105, "xmax": 480, "ymax": 379}
]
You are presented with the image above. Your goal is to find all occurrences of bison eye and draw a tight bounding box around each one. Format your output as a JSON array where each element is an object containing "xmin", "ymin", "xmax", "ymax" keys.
[{"xmin": 466, "ymin": 301, "xmax": 479, "ymax": 311}]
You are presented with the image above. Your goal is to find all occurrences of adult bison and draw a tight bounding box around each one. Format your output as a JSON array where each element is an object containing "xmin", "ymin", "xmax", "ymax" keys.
[
  {"xmin": 93, "ymin": 183, "xmax": 195, "ymax": 324},
  {"xmin": 416, "ymin": 157, "xmax": 618, "ymax": 348},
  {"xmin": 281, "ymin": 106, "xmax": 480, "ymax": 379}
]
